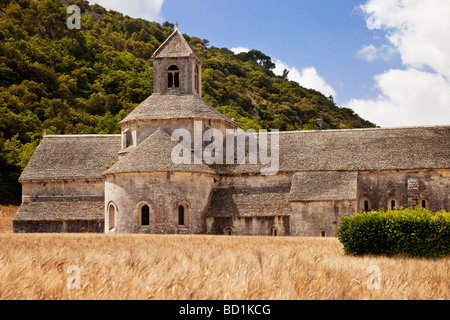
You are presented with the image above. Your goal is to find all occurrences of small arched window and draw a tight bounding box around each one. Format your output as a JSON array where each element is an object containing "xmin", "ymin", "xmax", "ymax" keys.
[
  {"xmin": 178, "ymin": 204, "xmax": 185, "ymax": 226},
  {"xmin": 320, "ymin": 229, "xmax": 326, "ymax": 237},
  {"xmin": 141, "ymin": 205, "xmax": 150, "ymax": 226},
  {"xmin": 390, "ymin": 199, "xmax": 398, "ymax": 210},
  {"xmin": 168, "ymin": 65, "xmax": 180, "ymax": 88},
  {"xmin": 360, "ymin": 197, "xmax": 371, "ymax": 212},
  {"xmin": 421, "ymin": 199, "xmax": 428, "ymax": 209},
  {"xmin": 224, "ymin": 227, "xmax": 233, "ymax": 236},
  {"xmin": 108, "ymin": 204, "xmax": 115, "ymax": 231},
  {"xmin": 387, "ymin": 197, "xmax": 399, "ymax": 210},
  {"xmin": 271, "ymin": 227, "xmax": 278, "ymax": 236}
]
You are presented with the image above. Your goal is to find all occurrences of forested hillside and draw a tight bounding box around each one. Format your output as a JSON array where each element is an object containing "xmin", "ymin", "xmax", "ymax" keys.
[{"xmin": 0, "ymin": 0, "xmax": 375, "ymax": 204}]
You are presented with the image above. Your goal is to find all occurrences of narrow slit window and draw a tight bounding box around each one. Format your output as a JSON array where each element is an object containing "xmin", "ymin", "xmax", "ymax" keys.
[
  {"xmin": 272, "ymin": 227, "xmax": 278, "ymax": 236},
  {"xmin": 391, "ymin": 200, "xmax": 396, "ymax": 210},
  {"xmin": 174, "ymin": 72, "xmax": 179, "ymax": 87},
  {"xmin": 422, "ymin": 199, "xmax": 427, "ymax": 208},
  {"xmin": 168, "ymin": 73, "xmax": 173, "ymax": 88},
  {"xmin": 178, "ymin": 205, "xmax": 185, "ymax": 226},
  {"xmin": 364, "ymin": 200, "xmax": 369, "ymax": 212},
  {"xmin": 141, "ymin": 205, "xmax": 150, "ymax": 226},
  {"xmin": 108, "ymin": 204, "xmax": 115, "ymax": 231},
  {"xmin": 195, "ymin": 65, "xmax": 199, "ymax": 94}
]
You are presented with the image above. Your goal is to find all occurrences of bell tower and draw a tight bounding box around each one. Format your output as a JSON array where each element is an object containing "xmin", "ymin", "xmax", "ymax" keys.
[
  {"xmin": 116, "ymin": 25, "xmax": 238, "ymax": 158},
  {"xmin": 152, "ymin": 26, "xmax": 202, "ymax": 96}
]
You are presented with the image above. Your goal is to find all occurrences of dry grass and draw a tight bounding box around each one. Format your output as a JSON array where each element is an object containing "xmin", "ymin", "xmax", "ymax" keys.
[{"xmin": 0, "ymin": 233, "xmax": 448, "ymax": 300}]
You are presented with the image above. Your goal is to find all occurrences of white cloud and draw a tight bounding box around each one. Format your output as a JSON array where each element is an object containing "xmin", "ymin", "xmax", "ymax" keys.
[
  {"xmin": 361, "ymin": 0, "xmax": 450, "ymax": 77},
  {"xmin": 88, "ymin": 0, "xmax": 165, "ymax": 22},
  {"xmin": 357, "ymin": 45, "xmax": 378, "ymax": 62},
  {"xmin": 346, "ymin": 68, "xmax": 450, "ymax": 127},
  {"xmin": 346, "ymin": 0, "xmax": 450, "ymax": 127},
  {"xmin": 230, "ymin": 47, "xmax": 249, "ymax": 55},
  {"xmin": 357, "ymin": 44, "xmax": 396, "ymax": 62},
  {"xmin": 274, "ymin": 59, "xmax": 336, "ymax": 98}
]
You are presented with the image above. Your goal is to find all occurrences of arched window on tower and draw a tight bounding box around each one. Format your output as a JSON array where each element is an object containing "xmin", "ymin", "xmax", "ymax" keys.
[
  {"xmin": 168, "ymin": 65, "xmax": 180, "ymax": 88},
  {"xmin": 141, "ymin": 205, "xmax": 150, "ymax": 226}
]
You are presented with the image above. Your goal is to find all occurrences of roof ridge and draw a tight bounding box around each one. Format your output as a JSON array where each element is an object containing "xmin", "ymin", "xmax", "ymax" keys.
[
  {"xmin": 103, "ymin": 127, "xmax": 214, "ymax": 175},
  {"xmin": 118, "ymin": 93, "xmax": 237, "ymax": 126},
  {"xmin": 151, "ymin": 29, "xmax": 201, "ymax": 62},
  {"xmin": 247, "ymin": 125, "xmax": 450, "ymax": 135},
  {"xmin": 44, "ymin": 134, "xmax": 122, "ymax": 138}
]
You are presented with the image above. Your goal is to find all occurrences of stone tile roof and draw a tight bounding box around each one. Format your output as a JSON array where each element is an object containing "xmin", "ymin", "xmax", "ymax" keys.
[
  {"xmin": 152, "ymin": 29, "xmax": 201, "ymax": 62},
  {"xmin": 19, "ymin": 135, "xmax": 121, "ymax": 181},
  {"xmin": 289, "ymin": 171, "xmax": 358, "ymax": 201},
  {"xmin": 103, "ymin": 128, "xmax": 215, "ymax": 175},
  {"xmin": 206, "ymin": 184, "xmax": 291, "ymax": 217},
  {"xmin": 22, "ymin": 126, "xmax": 449, "ymax": 181},
  {"xmin": 14, "ymin": 201, "xmax": 104, "ymax": 221},
  {"xmin": 230, "ymin": 126, "xmax": 450, "ymax": 174},
  {"xmin": 119, "ymin": 93, "xmax": 237, "ymax": 125}
]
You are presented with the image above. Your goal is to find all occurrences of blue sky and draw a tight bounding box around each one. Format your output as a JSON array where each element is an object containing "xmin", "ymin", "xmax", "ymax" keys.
[
  {"xmin": 89, "ymin": 0, "xmax": 450, "ymax": 127},
  {"xmin": 162, "ymin": 0, "xmax": 400, "ymax": 102}
]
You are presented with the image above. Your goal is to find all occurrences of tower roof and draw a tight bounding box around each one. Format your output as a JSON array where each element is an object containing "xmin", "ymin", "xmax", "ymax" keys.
[
  {"xmin": 118, "ymin": 93, "xmax": 237, "ymax": 125},
  {"xmin": 152, "ymin": 28, "xmax": 201, "ymax": 63},
  {"xmin": 119, "ymin": 26, "xmax": 237, "ymax": 127}
]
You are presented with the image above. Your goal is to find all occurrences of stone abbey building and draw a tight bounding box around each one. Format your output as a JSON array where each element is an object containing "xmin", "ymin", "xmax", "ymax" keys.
[{"xmin": 14, "ymin": 29, "xmax": 450, "ymax": 236}]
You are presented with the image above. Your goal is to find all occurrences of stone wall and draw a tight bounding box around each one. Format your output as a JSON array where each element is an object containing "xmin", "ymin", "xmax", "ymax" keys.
[
  {"xmin": 206, "ymin": 216, "xmax": 290, "ymax": 236},
  {"xmin": 120, "ymin": 117, "xmax": 236, "ymax": 155},
  {"xmin": 105, "ymin": 172, "xmax": 215, "ymax": 234},
  {"xmin": 21, "ymin": 179, "xmax": 105, "ymax": 203},
  {"xmin": 290, "ymin": 200, "xmax": 357, "ymax": 237},
  {"xmin": 13, "ymin": 220, "xmax": 104, "ymax": 233},
  {"xmin": 357, "ymin": 169, "xmax": 450, "ymax": 212}
]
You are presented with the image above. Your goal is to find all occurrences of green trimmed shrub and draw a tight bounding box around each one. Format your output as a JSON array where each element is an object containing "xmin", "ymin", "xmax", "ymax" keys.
[{"xmin": 337, "ymin": 207, "xmax": 450, "ymax": 258}]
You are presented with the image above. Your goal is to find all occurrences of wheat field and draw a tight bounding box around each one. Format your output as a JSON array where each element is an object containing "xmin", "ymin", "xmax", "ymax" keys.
[{"xmin": 0, "ymin": 232, "xmax": 448, "ymax": 300}]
